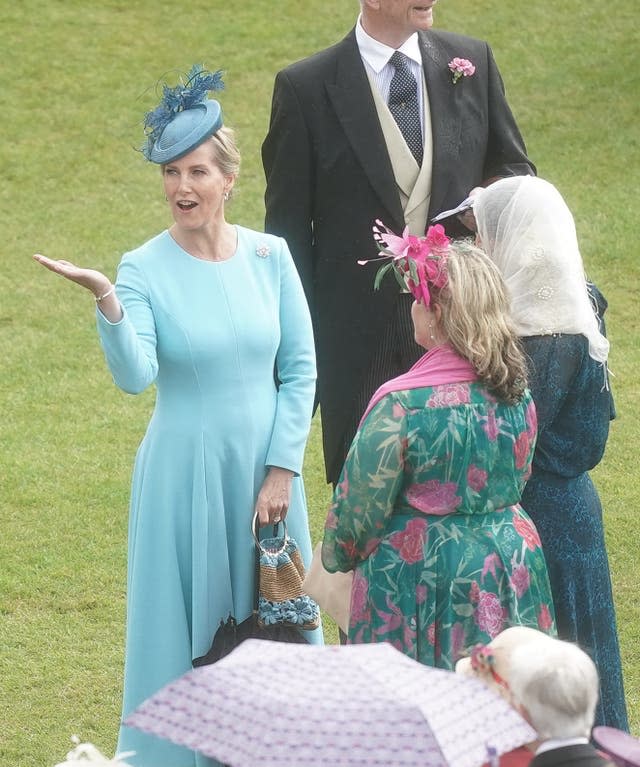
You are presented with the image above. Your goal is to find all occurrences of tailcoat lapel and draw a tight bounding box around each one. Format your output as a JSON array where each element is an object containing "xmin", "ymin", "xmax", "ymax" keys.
[
  {"xmin": 324, "ymin": 31, "xmax": 467, "ymax": 228},
  {"xmin": 325, "ymin": 32, "xmax": 405, "ymax": 229},
  {"xmin": 419, "ymin": 32, "xmax": 463, "ymax": 217}
]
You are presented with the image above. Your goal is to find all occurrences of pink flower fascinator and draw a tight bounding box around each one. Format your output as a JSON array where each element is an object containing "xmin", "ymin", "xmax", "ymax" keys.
[{"xmin": 358, "ymin": 221, "xmax": 450, "ymax": 307}]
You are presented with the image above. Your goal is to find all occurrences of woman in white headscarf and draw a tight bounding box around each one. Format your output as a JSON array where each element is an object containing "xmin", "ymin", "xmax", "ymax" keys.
[{"xmin": 473, "ymin": 175, "xmax": 627, "ymax": 731}]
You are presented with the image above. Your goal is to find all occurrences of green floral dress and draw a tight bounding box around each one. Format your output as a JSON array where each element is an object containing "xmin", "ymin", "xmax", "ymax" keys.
[{"xmin": 322, "ymin": 382, "xmax": 556, "ymax": 669}]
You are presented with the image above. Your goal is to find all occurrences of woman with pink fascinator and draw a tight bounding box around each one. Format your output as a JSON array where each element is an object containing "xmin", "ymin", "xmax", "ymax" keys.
[{"xmin": 322, "ymin": 225, "xmax": 555, "ymax": 669}]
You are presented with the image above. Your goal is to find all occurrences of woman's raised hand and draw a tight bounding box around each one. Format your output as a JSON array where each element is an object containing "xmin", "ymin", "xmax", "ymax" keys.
[
  {"xmin": 33, "ymin": 254, "xmax": 122, "ymax": 321},
  {"xmin": 33, "ymin": 254, "xmax": 111, "ymax": 297}
]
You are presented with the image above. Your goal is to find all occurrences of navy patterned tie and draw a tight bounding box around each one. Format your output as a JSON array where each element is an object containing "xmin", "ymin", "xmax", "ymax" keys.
[{"xmin": 388, "ymin": 51, "xmax": 423, "ymax": 166}]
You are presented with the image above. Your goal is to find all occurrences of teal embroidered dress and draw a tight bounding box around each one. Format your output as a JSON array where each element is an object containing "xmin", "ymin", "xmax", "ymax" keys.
[{"xmin": 322, "ymin": 381, "xmax": 555, "ymax": 668}]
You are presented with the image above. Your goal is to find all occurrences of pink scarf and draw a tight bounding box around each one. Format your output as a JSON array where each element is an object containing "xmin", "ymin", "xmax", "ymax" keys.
[{"xmin": 359, "ymin": 343, "xmax": 478, "ymax": 425}]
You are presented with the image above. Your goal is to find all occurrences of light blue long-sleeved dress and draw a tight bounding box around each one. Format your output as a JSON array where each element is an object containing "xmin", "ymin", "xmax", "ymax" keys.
[{"xmin": 97, "ymin": 226, "xmax": 322, "ymax": 767}]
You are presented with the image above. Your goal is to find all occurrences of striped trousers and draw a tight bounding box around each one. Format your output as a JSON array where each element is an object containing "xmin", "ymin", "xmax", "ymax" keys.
[{"xmin": 329, "ymin": 292, "xmax": 422, "ymax": 485}]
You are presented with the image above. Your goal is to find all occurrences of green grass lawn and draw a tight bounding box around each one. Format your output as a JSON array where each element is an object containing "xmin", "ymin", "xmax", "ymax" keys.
[{"xmin": 1, "ymin": 1, "xmax": 638, "ymax": 764}]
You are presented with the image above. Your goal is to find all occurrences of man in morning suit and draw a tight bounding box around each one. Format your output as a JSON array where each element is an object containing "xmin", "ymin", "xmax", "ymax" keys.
[
  {"xmin": 262, "ymin": 0, "xmax": 535, "ymax": 485},
  {"xmin": 508, "ymin": 636, "xmax": 617, "ymax": 767}
]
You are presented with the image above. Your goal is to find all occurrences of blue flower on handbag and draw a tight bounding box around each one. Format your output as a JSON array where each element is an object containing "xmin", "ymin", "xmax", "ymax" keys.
[
  {"xmin": 258, "ymin": 595, "xmax": 320, "ymax": 626},
  {"xmin": 255, "ymin": 522, "xmax": 320, "ymax": 630}
]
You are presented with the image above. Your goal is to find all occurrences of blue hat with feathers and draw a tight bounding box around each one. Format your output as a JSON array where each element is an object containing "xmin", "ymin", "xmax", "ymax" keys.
[{"xmin": 142, "ymin": 65, "xmax": 225, "ymax": 164}]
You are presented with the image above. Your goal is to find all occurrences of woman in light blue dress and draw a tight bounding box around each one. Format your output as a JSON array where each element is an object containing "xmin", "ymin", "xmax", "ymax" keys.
[{"xmin": 34, "ymin": 67, "xmax": 322, "ymax": 767}]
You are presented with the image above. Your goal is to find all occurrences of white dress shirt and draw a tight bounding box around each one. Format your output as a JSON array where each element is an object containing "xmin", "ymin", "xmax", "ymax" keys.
[
  {"xmin": 355, "ymin": 16, "xmax": 426, "ymax": 137},
  {"xmin": 536, "ymin": 737, "xmax": 590, "ymax": 755}
]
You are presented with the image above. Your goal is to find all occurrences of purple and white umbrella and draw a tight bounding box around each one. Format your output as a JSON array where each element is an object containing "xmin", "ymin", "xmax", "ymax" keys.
[{"xmin": 125, "ymin": 639, "xmax": 536, "ymax": 767}]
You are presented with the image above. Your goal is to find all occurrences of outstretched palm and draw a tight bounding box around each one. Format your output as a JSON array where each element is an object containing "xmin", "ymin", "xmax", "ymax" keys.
[{"xmin": 33, "ymin": 254, "xmax": 111, "ymax": 297}]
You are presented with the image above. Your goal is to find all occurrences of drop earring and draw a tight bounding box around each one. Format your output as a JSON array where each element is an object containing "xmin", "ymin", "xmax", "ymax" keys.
[
  {"xmin": 223, "ymin": 190, "xmax": 230, "ymax": 201},
  {"xmin": 428, "ymin": 323, "xmax": 436, "ymax": 341}
]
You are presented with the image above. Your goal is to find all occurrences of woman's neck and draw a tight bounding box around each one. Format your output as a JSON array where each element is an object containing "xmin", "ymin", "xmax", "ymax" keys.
[{"xmin": 169, "ymin": 219, "xmax": 237, "ymax": 262}]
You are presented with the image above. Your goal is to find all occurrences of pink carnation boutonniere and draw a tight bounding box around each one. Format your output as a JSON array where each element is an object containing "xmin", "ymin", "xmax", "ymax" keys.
[{"xmin": 448, "ymin": 57, "xmax": 476, "ymax": 84}]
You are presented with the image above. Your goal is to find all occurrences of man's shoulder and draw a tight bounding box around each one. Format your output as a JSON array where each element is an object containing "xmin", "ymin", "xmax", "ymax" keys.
[
  {"xmin": 276, "ymin": 29, "xmax": 356, "ymax": 81},
  {"xmin": 530, "ymin": 743, "xmax": 616, "ymax": 767},
  {"xmin": 422, "ymin": 28, "xmax": 489, "ymax": 52}
]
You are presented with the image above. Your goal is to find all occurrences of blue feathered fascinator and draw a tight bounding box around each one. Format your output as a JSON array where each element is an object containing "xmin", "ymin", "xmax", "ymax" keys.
[{"xmin": 142, "ymin": 64, "xmax": 225, "ymax": 164}]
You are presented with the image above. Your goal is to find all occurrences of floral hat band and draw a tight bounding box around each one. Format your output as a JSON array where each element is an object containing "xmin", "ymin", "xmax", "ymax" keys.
[
  {"xmin": 469, "ymin": 643, "xmax": 509, "ymax": 691},
  {"xmin": 359, "ymin": 221, "xmax": 450, "ymax": 307},
  {"xmin": 142, "ymin": 64, "xmax": 225, "ymax": 164}
]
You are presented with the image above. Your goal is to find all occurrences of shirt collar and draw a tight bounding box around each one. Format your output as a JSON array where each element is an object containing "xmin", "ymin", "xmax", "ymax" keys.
[
  {"xmin": 536, "ymin": 737, "xmax": 590, "ymax": 755},
  {"xmin": 355, "ymin": 14, "xmax": 422, "ymax": 73}
]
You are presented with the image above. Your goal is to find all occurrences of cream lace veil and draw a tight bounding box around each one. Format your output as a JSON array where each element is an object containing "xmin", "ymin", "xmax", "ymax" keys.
[{"xmin": 473, "ymin": 176, "xmax": 609, "ymax": 364}]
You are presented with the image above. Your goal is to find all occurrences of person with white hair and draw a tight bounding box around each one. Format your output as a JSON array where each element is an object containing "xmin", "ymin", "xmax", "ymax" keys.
[
  {"xmin": 457, "ymin": 626, "xmax": 552, "ymax": 767},
  {"xmin": 508, "ymin": 637, "xmax": 615, "ymax": 767}
]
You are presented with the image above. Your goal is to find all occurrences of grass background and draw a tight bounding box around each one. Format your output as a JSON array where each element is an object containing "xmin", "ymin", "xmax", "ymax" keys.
[{"xmin": 1, "ymin": 1, "xmax": 638, "ymax": 764}]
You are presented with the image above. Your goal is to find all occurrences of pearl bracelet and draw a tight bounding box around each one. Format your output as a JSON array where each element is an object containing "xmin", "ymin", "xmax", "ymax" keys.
[{"xmin": 95, "ymin": 286, "xmax": 115, "ymax": 303}]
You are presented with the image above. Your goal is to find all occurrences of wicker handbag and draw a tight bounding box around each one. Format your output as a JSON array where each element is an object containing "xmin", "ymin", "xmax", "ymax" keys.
[
  {"xmin": 254, "ymin": 513, "xmax": 320, "ymax": 631},
  {"xmin": 192, "ymin": 514, "xmax": 318, "ymax": 667}
]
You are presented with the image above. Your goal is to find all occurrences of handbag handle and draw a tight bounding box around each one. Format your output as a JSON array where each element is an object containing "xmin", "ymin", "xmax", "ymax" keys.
[{"xmin": 251, "ymin": 510, "xmax": 289, "ymax": 555}]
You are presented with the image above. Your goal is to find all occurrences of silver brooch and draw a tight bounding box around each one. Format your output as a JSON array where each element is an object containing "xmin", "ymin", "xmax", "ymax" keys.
[{"xmin": 256, "ymin": 244, "xmax": 271, "ymax": 258}]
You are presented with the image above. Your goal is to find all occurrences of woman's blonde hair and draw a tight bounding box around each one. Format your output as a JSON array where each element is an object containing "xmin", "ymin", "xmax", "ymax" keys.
[
  {"xmin": 432, "ymin": 240, "xmax": 527, "ymax": 403},
  {"xmin": 208, "ymin": 125, "xmax": 241, "ymax": 179}
]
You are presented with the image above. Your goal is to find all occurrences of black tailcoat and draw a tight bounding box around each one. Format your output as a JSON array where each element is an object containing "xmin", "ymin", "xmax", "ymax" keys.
[{"xmin": 263, "ymin": 28, "xmax": 534, "ymax": 483}]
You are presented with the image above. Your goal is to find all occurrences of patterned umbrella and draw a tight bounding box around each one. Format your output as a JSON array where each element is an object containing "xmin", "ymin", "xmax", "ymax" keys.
[{"xmin": 125, "ymin": 639, "xmax": 536, "ymax": 767}]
